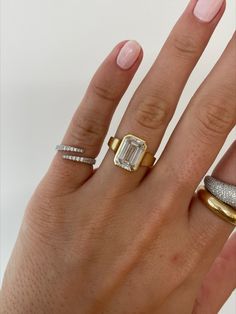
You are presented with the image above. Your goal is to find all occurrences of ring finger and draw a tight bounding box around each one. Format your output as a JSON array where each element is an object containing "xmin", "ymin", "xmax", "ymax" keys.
[{"xmin": 148, "ymin": 31, "xmax": 236, "ymax": 200}]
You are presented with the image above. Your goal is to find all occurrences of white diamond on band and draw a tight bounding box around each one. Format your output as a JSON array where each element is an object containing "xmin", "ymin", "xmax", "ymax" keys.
[
  {"xmin": 56, "ymin": 144, "xmax": 96, "ymax": 165},
  {"xmin": 204, "ymin": 176, "xmax": 236, "ymax": 209},
  {"xmin": 62, "ymin": 155, "xmax": 96, "ymax": 165},
  {"xmin": 56, "ymin": 144, "xmax": 85, "ymax": 153}
]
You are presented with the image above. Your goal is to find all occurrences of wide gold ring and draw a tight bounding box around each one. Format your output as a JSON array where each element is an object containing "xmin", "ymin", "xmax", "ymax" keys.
[
  {"xmin": 197, "ymin": 186, "xmax": 236, "ymax": 226},
  {"xmin": 108, "ymin": 134, "xmax": 156, "ymax": 172}
]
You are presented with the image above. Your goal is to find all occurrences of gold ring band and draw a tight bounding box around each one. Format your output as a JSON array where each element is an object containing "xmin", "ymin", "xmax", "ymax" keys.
[
  {"xmin": 108, "ymin": 134, "xmax": 156, "ymax": 171},
  {"xmin": 197, "ymin": 186, "xmax": 236, "ymax": 226}
]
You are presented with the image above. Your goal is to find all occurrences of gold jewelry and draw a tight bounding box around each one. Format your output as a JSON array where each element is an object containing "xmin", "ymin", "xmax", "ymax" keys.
[
  {"xmin": 108, "ymin": 134, "xmax": 156, "ymax": 172},
  {"xmin": 197, "ymin": 186, "xmax": 236, "ymax": 226}
]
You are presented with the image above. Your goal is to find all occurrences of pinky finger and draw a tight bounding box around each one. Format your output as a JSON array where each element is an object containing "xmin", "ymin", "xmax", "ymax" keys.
[{"xmin": 193, "ymin": 232, "xmax": 236, "ymax": 314}]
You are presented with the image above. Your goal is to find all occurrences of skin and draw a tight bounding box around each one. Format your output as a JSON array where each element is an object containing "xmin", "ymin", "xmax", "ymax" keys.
[{"xmin": 0, "ymin": 0, "xmax": 235, "ymax": 313}]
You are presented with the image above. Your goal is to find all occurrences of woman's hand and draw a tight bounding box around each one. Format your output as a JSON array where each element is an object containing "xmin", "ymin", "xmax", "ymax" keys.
[{"xmin": 1, "ymin": 0, "xmax": 235, "ymax": 313}]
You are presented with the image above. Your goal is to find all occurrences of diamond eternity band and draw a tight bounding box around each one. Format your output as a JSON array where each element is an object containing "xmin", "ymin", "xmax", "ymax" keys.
[
  {"xmin": 62, "ymin": 155, "xmax": 96, "ymax": 165},
  {"xmin": 56, "ymin": 144, "xmax": 85, "ymax": 153},
  {"xmin": 56, "ymin": 144, "xmax": 96, "ymax": 166}
]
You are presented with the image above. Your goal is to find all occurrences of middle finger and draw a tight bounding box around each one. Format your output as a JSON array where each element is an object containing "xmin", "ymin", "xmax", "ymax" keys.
[{"xmin": 96, "ymin": 0, "xmax": 226, "ymax": 191}]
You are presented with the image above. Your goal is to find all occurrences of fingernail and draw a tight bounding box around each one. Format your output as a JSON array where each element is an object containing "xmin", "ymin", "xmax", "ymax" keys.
[
  {"xmin": 116, "ymin": 40, "xmax": 141, "ymax": 70},
  {"xmin": 193, "ymin": 0, "xmax": 225, "ymax": 22}
]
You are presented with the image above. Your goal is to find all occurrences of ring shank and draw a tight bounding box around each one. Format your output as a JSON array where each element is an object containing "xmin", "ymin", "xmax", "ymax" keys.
[{"xmin": 197, "ymin": 187, "xmax": 236, "ymax": 226}]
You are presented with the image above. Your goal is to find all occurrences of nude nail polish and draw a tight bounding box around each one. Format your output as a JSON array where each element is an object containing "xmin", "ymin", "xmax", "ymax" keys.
[
  {"xmin": 193, "ymin": 0, "xmax": 225, "ymax": 22},
  {"xmin": 116, "ymin": 40, "xmax": 141, "ymax": 70}
]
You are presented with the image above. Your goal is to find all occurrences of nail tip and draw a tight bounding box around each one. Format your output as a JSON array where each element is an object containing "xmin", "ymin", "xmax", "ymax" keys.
[
  {"xmin": 116, "ymin": 40, "xmax": 142, "ymax": 70},
  {"xmin": 193, "ymin": 0, "xmax": 225, "ymax": 23}
]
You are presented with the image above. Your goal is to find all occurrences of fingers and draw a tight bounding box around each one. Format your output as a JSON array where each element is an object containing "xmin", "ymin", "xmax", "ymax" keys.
[
  {"xmin": 96, "ymin": 0, "xmax": 226, "ymax": 190},
  {"xmin": 193, "ymin": 232, "xmax": 236, "ymax": 314},
  {"xmin": 44, "ymin": 40, "xmax": 143, "ymax": 193},
  {"xmin": 149, "ymin": 32, "xmax": 236, "ymax": 196}
]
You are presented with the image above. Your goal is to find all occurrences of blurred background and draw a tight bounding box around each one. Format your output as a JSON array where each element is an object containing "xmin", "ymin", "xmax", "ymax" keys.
[{"xmin": 1, "ymin": 0, "xmax": 235, "ymax": 312}]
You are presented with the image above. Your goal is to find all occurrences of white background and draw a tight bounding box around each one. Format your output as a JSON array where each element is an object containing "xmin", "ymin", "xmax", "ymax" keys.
[{"xmin": 1, "ymin": 0, "xmax": 235, "ymax": 312}]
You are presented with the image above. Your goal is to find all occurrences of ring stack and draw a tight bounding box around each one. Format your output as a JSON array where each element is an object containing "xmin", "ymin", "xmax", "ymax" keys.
[
  {"xmin": 56, "ymin": 144, "xmax": 96, "ymax": 166},
  {"xmin": 197, "ymin": 175, "xmax": 236, "ymax": 226}
]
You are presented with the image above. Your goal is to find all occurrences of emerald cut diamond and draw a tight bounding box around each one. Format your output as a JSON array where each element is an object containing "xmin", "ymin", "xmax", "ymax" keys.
[{"xmin": 114, "ymin": 134, "xmax": 147, "ymax": 171}]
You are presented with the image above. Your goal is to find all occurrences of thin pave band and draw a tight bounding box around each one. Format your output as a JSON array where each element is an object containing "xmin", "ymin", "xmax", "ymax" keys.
[
  {"xmin": 62, "ymin": 154, "xmax": 96, "ymax": 165},
  {"xmin": 56, "ymin": 144, "xmax": 85, "ymax": 154},
  {"xmin": 56, "ymin": 144, "xmax": 96, "ymax": 165},
  {"xmin": 204, "ymin": 176, "xmax": 236, "ymax": 209}
]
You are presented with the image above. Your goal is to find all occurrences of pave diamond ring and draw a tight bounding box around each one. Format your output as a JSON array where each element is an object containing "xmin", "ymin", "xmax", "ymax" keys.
[
  {"xmin": 56, "ymin": 144, "xmax": 96, "ymax": 166},
  {"xmin": 56, "ymin": 144, "xmax": 85, "ymax": 153},
  {"xmin": 204, "ymin": 176, "xmax": 236, "ymax": 209},
  {"xmin": 108, "ymin": 134, "xmax": 156, "ymax": 172}
]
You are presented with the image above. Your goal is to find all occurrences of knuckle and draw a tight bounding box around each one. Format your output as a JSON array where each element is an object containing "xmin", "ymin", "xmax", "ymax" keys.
[
  {"xmin": 172, "ymin": 33, "xmax": 199, "ymax": 58},
  {"xmin": 70, "ymin": 114, "xmax": 106, "ymax": 148},
  {"xmin": 194, "ymin": 98, "xmax": 235, "ymax": 141},
  {"xmin": 135, "ymin": 94, "xmax": 171, "ymax": 130},
  {"xmin": 90, "ymin": 80, "xmax": 118, "ymax": 102}
]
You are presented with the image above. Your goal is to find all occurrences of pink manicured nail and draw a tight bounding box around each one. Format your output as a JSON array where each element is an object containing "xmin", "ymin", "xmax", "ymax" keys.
[
  {"xmin": 116, "ymin": 40, "xmax": 141, "ymax": 70},
  {"xmin": 193, "ymin": 0, "xmax": 225, "ymax": 22}
]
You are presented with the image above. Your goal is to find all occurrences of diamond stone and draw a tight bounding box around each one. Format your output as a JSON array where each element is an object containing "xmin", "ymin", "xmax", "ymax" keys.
[{"xmin": 114, "ymin": 134, "xmax": 147, "ymax": 171}]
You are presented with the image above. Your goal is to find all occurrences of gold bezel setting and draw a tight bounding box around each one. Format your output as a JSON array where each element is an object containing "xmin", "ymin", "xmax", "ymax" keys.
[{"xmin": 113, "ymin": 134, "xmax": 147, "ymax": 172}]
